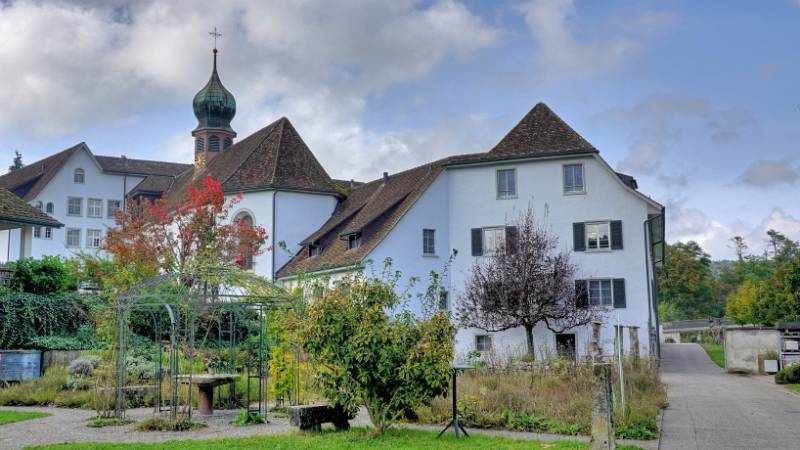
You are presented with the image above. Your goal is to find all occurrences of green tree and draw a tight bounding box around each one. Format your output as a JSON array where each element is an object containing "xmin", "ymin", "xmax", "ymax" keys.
[
  {"xmin": 8, "ymin": 150, "xmax": 23, "ymax": 172},
  {"xmin": 302, "ymin": 266, "xmax": 454, "ymax": 434},
  {"xmin": 657, "ymin": 241, "xmax": 719, "ymax": 321}
]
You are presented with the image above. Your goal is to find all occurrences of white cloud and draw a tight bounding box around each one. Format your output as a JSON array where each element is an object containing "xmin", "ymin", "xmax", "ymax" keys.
[
  {"xmin": 518, "ymin": 0, "xmax": 673, "ymax": 80},
  {"xmin": 617, "ymin": 141, "xmax": 664, "ymax": 175},
  {"xmin": 737, "ymin": 160, "xmax": 798, "ymax": 188}
]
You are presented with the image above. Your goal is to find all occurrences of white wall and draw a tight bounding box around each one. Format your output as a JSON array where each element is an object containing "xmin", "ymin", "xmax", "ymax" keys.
[
  {"xmin": 274, "ymin": 191, "xmax": 339, "ymax": 277},
  {"xmin": 446, "ymin": 155, "xmax": 655, "ymax": 359},
  {"xmin": 230, "ymin": 190, "xmax": 275, "ymax": 279}
]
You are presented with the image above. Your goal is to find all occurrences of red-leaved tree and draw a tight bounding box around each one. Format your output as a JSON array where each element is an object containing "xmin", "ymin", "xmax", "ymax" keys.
[
  {"xmin": 458, "ymin": 207, "xmax": 594, "ymax": 359},
  {"xmin": 104, "ymin": 176, "xmax": 268, "ymax": 281}
]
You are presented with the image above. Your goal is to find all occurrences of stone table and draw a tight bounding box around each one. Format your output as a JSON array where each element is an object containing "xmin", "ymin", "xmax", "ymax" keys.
[{"xmin": 177, "ymin": 373, "xmax": 239, "ymax": 415}]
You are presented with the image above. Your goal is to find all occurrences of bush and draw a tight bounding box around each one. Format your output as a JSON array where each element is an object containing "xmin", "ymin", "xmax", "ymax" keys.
[
  {"xmin": 0, "ymin": 292, "xmax": 98, "ymax": 349},
  {"xmin": 11, "ymin": 256, "xmax": 74, "ymax": 294},
  {"xmin": 775, "ymin": 364, "xmax": 800, "ymax": 384},
  {"xmin": 68, "ymin": 356, "xmax": 100, "ymax": 377},
  {"xmin": 135, "ymin": 416, "xmax": 206, "ymax": 432},
  {"xmin": 232, "ymin": 409, "xmax": 267, "ymax": 426}
]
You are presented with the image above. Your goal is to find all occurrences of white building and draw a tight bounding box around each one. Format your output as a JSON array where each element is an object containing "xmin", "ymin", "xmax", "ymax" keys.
[{"xmin": 0, "ymin": 48, "xmax": 664, "ymax": 359}]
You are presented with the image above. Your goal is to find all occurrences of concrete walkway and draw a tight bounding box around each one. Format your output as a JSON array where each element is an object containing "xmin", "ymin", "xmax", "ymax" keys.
[{"xmin": 660, "ymin": 343, "xmax": 800, "ymax": 450}]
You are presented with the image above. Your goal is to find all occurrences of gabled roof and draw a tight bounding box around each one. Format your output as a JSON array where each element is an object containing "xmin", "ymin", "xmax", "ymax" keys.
[
  {"xmin": 0, "ymin": 143, "xmax": 84, "ymax": 200},
  {"xmin": 94, "ymin": 156, "xmax": 191, "ymax": 176},
  {"xmin": 167, "ymin": 117, "xmax": 339, "ymax": 204},
  {"xmin": 0, "ymin": 188, "xmax": 62, "ymax": 228}
]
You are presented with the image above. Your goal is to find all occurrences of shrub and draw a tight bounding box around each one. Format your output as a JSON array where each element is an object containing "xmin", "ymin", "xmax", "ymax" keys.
[
  {"xmin": 11, "ymin": 256, "xmax": 74, "ymax": 294},
  {"xmin": 0, "ymin": 292, "xmax": 97, "ymax": 349},
  {"xmin": 135, "ymin": 416, "xmax": 206, "ymax": 432},
  {"xmin": 775, "ymin": 364, "xmax": 800, "ymax": 384},
  {"xmin": 232, "ymin": 409, "xmax": 267, "ymax": 426},
  {"xmin": 68, "ymin": 356, "xmax": 101, "ymax": 377}
]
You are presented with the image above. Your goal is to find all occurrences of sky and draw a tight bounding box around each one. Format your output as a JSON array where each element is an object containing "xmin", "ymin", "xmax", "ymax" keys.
[{"xmin": 1, "ymin": 0, "xmax": 799, "ymax": 260}]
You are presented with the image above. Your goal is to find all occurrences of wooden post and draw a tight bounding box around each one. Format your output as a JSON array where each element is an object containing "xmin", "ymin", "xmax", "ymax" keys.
[{"xmin": 591, "ymin": 321, "xmax": 615, "ymax": 450}]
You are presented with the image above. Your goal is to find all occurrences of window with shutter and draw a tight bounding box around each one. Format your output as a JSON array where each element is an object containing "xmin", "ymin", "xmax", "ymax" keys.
[
  {"xmin": 471, "ymin": 228, "xmax": 483, "ymax": 256},
  {"xmin": 611, "ymin": 221, "xmax": 623, "ymax": 250},
  {"xmin": 573, "ymin": 223, "xmax": 586, "ymax": 252},
  {"xmin": 613, "ymin": 279, "xmax": 626, "ymax": 308},
  {"xmin": 575, "ymin": 280, "xmax": 588, "ymax": 308},
  {"xmin": 505, "ymin": 226, "xmax": 518, "ymax": 254}
]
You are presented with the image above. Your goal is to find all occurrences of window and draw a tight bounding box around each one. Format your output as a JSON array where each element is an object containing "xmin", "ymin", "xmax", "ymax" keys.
[
  {"xmin": 588, "ymin": 279, "xmax": 613, "ymax": 307},
  {"xmin": 107, "ymin": 200, "xmax": 121, "ymax": 218},
  {"xmin": 74, "ymin": 168, "xmax": 85, "ymax": 184},
  {"xmin": 347, "ymin": 233, "xmax": 361, "ymax": 250},
  {"xmin": 586, "ymin": 222, "xmax": 610, "ymax": 251},
  {"xmin": 308, "ymin": 243, "xmax": 321, "ymax": 258},
  {"xmin": 234, "ymin": 212, "xmax": 254, "ymax": 270},
  {"xmin": 195, "ymin": 137, "xmax": 204, "ymax": 153},
  {"xmin": 563, "ymin": 163, "xmax": 584, "ymax": 194},
  {"xmin": 208, "ymin": 135, "xmax": 220, "ymax": 152},
  {"xmin": 34, "ymin": 227, "xmax": 41, "ymax": 238},
  {"xmin": 224, "ymin": 137, "xmax": 233, "ymax": 149},
  {"xmin": 423, "ymin": 229, "xmax": 436, "ymax": 255},
  {"xmin": 67, "ymin": 197, "xmax": 82, "ymax": 216},
  {"xmin": 496, "ymin": 169, "xmax": 517, "ymax": 198},
  {"xmin": 86, "ymin": 229, "xmax": 101, "ymax": 248},
  {"xmin": 66, "ymin": 228, "xmax": 81, "ymax": 247},
  {"xmin": 44, "ymin": 227, "xmax": 52, "ymax": 239},
  {"xmin": 46, "ymin": 202, "xmax": 54, "ymax": 214},
  {"xmin": 483, "ymin": 227, "xmax": 506, "ymax": 255},
  {"xmin": 475, "ymin": 335, "xmax": 492, "ymax": 352},
  {"xmin": 87, "ymin": 198, "xmax": 103, "ymax": 218}
]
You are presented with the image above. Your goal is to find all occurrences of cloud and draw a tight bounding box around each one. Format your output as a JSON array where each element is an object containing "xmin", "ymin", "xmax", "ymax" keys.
[
  {"xmin": 707, "ymin": 109, "xmax": 756, "ymax": 142},
  {"xmin": 0, "ymin": 0, "xmax": 497, "ymax": 180},
  {"xmin": 518, "ymin": 0, "xmax": 673, "ymax": 80},
  {"xmin": 737, "ymin": 160, "xmax": 799, "ymax": 188},
  {"xmin": 617, "ymin": 141, "xmax": 664, "ymax": 175}
]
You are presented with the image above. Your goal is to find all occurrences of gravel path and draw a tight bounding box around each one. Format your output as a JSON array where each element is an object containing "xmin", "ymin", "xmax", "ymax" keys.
[{"xmin": 659, "ymin": 343, "xmax": 800, "ymax": 450}]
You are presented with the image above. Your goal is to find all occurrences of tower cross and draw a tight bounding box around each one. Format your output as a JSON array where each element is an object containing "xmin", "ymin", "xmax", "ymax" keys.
[{"xmin": 209, "ymin": 27, "xmax": 222, "ymax": 50}]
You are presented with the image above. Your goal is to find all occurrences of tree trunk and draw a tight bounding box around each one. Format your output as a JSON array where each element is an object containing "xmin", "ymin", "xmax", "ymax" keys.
[{"xmin": 524, "ymin": 324, "xmax": 535, "ymax": 360}]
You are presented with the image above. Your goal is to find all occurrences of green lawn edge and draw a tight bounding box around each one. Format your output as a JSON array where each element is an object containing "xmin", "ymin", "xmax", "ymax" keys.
[
  {"xmin": 700, "ymin": 342, "xmax": 724, "ymax": 368},
  {"xmin": 0, "ymin": 409, "xmax": 51, "ymax": 426},
  {"xmin": 24, "ymin": 427, "xmax": 643, "ymax": 450}
]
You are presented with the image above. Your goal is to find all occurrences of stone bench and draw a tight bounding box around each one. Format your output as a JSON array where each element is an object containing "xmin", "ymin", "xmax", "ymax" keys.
[{"xmin": 287, "ymin": 404, "xmax": 353, "ymax": 434}]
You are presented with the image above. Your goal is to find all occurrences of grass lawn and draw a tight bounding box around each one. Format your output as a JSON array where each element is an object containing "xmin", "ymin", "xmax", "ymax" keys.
[
  {"xmin": 700, "ymin": 343, "xmax": 724, "ymax": 368},
  {"xmin": 784, "ymin": 384, "xmax": 800, "ymax": 394},
  {"xmin": 0, "ymin": 409, "xmax": 51, "ymax": 426},
  {"xmin": 27, "ymin": 427, "xmax": 642, "ymax": 450}
]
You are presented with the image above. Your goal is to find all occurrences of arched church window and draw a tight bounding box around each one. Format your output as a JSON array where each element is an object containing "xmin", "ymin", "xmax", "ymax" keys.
[
  {"xmin": 46, "ymin": 202, "xmax": 54, "ymax": 214},
  {"xmin": 195, "ymin": 137, "xmax": 204, "ymax": 153},
  {"xmin": 74, "ymin": 168, "xmax": 85, "ymax": 184},
  {"xmin": 235, "ymin": 212, "xmax": 254, "ymax": 270},
  {"xmin": 208, "ymin": 136, "xmax": 220, "ymax": 152},
  {"xmin": 224, "ymin": 137, "xmax": 233, "ymax": 149}
]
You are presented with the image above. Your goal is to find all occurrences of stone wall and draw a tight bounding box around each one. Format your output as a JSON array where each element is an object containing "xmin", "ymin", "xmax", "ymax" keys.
[{"xmin": 724, "ymin": 328, "xmax": 779, "ymax": 373}]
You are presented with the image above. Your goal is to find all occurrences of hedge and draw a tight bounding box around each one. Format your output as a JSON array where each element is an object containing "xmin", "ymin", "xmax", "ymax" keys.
[{"xmin": 0, "ymin": 291, "xmax": 98, "ymax": 349}]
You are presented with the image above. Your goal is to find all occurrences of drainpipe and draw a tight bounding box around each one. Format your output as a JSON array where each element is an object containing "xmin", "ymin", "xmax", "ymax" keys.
[{"xmin": 271, "ymin": 191, "xmax": 277, "ymax": 281}]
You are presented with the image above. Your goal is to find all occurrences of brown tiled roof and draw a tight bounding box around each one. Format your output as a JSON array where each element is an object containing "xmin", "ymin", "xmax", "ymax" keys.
[
  {"xmin": 0, "ymin": 188, "xmax": 62, "ymax": 227},
  {"xmin": 0, "ymin": 143, "xmax": 83, "ymax": 200},
  {"xmin": 331, "ymin": 178, "xmax": 364, "ymax": 192},
  {"xmin": 277, "ymin": 160, "xmax": 446, "ymax": 277},
  {"xmin": 131, "ymin": 175, "xmax": 180, "ymax": 194},
  {"xmin": 95, "ymin": 156, "xmax": 191, "ymax": 176}
]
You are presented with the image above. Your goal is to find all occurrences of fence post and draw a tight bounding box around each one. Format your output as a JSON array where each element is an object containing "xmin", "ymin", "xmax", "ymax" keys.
[{"xmin": 591, "ymin": 321, "xmax": 615, "ymax": 450}]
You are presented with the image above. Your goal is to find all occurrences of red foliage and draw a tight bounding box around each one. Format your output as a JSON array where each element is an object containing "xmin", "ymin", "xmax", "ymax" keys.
[{"xmin": 104, "ymin": 176, "xmax": 268, "ymax": 274}]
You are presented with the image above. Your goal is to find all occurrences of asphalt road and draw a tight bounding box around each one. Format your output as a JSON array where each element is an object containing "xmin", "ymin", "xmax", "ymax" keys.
[{"xmin": 660, "ymin": 343, "xmax": 800, "ymax": 450}]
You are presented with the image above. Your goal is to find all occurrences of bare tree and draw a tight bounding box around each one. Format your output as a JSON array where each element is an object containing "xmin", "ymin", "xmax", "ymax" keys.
[
  {"xmin": 458, "ymin": 207, "xmax": 594, "ymax": 360},
  {"xmin": 730, "ymin": 235, "xmax": 748, "ymax": 261}
]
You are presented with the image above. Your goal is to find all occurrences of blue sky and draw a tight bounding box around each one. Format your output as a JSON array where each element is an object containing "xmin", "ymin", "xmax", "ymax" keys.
[{"xmin": 2, "ymin": 0, "xmax": 799, "ymax": 259}]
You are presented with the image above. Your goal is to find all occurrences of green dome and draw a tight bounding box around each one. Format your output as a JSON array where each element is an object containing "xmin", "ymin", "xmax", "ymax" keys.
[{"xmin": 193, "ymin": 50, "xmax": 236, "ymax": 134}]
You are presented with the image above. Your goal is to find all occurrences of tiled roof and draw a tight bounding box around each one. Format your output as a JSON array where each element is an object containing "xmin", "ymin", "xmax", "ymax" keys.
[
  {"xmin": 131, "ymin": 174, "xmax": 180, "ymax": 194},
  {"xmin": 0, "ymin": 188, "xmax": 62, "ymax": 227},
  {"xmin": 95, "ymin": 156, "xmax": 191, "ymax": 176},
  {"xmin": 167, "ymin": 117, "xmax": 339, "ymax": 205},
  {"xmin": 0, "ymin": 143, "xmax": 83, "ymax": 200}
]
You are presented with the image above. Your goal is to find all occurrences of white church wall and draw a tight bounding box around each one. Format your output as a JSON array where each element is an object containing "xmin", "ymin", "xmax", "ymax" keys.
[
  {"xmin": 273, "ymin": 191, "xmax": 338, "ymax": 277},
  {"xmin": 230, "ymin": 190, "xmax": 275, "ymax": 280}
]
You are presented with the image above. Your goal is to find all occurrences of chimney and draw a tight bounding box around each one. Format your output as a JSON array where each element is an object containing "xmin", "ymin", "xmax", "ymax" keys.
[{"xmin": 383, "ymin": 172, "xmax": 389, "ymax": 184}]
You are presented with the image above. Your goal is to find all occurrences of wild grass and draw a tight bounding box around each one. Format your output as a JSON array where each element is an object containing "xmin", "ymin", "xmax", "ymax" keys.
[{"xmin": 415, "ymin": 358, "xmax": 666, "ymax": 439}]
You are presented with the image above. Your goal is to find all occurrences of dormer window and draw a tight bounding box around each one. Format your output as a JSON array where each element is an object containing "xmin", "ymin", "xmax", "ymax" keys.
[
  {"xmin": 347, "ymin": 233, "xmax": 361, "ymax": 250},
  {"xmin": 73, "ymin": 168, "xmax": 85, "ymax": 184},
  {"xmin": 308, "ymin": 243, "xmax": 321, "ymax": 258},
  {"xmin": 208, "ymin": 135, "xmax": 220, "ymax": 152}
]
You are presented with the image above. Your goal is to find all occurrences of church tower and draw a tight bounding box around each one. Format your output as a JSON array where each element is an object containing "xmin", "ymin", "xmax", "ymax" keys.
[{"xmin": 192, "ymin": 38, "xmax": 236, "ymax": 173}]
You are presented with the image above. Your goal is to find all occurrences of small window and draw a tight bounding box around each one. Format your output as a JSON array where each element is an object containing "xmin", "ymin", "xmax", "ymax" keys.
[
  {"xmin": 496, "ymin": 169, "xmax": 517, "ymax": 198},
  {"xmin": 422, "ymin": 229, "xmax": 436, "ymax": 256},
  {"xmin": 66, "ymin": 228, "xmax": 81, "ymax": 247},
  {"xmin": 308, "ymin": 243, "xmax": 321, "ymax": 258},
  {"xmin": 33, "ymin": 226, "xmax": 41, "ymax": 238},
  {"xmin": 87, "ymin": 198, "xmax": 103, "ymax": 218},
  {"xmin": 563, "ymin": 164, "xmax": 584, "ymax": 194},
  {"xmin": 74, "ymin": 168, "xmax": 85, "ymax": 184},
  {"xmin": 107, "ymin": 200, "xmax": 121, "ymax": 218},
  {"xmin": 347, "ymin": 233, "xmax": 361, "ymax": 250},
  {"xmin": 586, "ymin": 222, "xmax": 610, "ymax": 251},
  {"xmin": 438, "ymin": 290, "xmax": 449, "ymax": 311},
  {"xmin": 67, "ymin": 197, "xmax": 82, "ymax": 216},
  {"xmin": 195, "ymin": 137, "xmax": 204, "ymax": 153},
  {"xmin": 44, "ymin": 227, "xmax": 52, "ymax": 239},
  {"xmin": 208, "ymin": 135, "xmax": 220, "ymax": 152},
  {"xmin": 475, "ymin": 335, "xmax": 492, "ymax": 352},
  {"xmin": 46, "ymin": 202, "xmax": 54, "ymax": 214},
  {"xmin": 483, "ymin": 227, "xmax": 506, "ymax": 256},
  {"xmin": 86, "ymin": 229, "xmax": 102, "ymax": 248},
  {"xmin": 588, "ymin": 279, "xmax": 613, "ymax": 307},
  {"xmin": 224, "ymin": 137, "xmax": 233, "ymax": 149}
]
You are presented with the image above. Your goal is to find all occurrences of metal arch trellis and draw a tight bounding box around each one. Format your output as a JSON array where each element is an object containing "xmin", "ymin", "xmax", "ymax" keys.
[{"xmin": 112, "ymin": 269, "xmax": 291, "ymax": 422}]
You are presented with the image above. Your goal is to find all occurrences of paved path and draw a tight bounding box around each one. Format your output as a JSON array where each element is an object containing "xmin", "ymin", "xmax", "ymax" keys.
[{"xmin": 660, "ymin": 343, "xmax": 800, "ymax": 450}]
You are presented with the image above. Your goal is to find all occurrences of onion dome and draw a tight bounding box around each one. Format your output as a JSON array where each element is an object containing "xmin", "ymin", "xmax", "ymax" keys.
[{"xmin": 192, "ymin": 49, "xmax": 236, "ymax": 135}]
